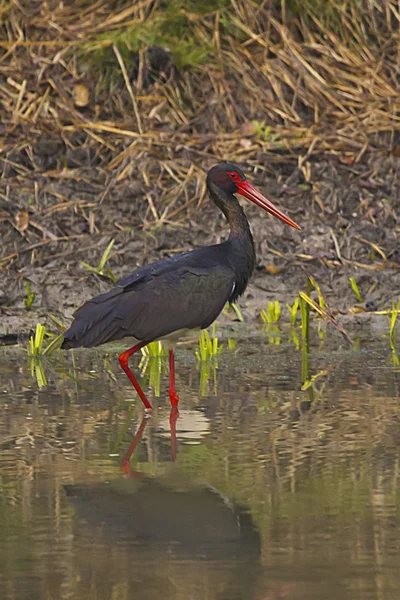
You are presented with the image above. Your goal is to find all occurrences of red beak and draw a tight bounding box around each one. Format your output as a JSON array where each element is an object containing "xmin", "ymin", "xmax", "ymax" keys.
[{"xmin": 237, "ymin": 181, "xmax": 301, "ymax": 230}]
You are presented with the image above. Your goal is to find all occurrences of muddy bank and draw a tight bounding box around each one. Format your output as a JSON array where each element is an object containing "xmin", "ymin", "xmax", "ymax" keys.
[{"xmin": 1, "ymin": 147, "xmax": 399, "ymax": 337}]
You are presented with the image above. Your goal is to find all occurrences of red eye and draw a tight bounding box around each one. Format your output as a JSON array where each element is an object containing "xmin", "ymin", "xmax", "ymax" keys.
[{"xmin": 228, "ymin": 171, "xmax": 241, "ymax": 182}]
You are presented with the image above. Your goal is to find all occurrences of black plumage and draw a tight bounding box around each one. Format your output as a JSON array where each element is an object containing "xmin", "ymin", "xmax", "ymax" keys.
[{"xmin": 62, "ymin": 249, "xmax": 237, "ymax": 349}]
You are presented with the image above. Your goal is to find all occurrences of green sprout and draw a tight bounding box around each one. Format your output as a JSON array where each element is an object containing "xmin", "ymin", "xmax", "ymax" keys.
[
  {"xmin": 261, "ymin": 301, "xmax": 281, "ymax": 345},
  {"xmin": 198, "ymin": 359, "xmax": 218, "ymax": 397},
  {"xmin": 349, "ymin": 277, "xmax": 363, "ymax": 303},
  {"xmin": 299, "ymin": 293, "xmax": 310, "ymax": 346},
  {"xmin": 227, "ymin": 338, "xmax": 236, "ymax": 351},
  {"xmin": 28, "ymin": 323, "xmax": 63, "ymax": 388},
  {"xmin": 223, "ymin": 302, "xmax": 244, "ymax": 322},
  {"xmin": 301, "ymin": 369, "xmax": 328, "ymax": 391},
  {"xmin": 28, "ymin": 323, "xmax": 63, "ymax": 356},
  {"xmin": 299, "ymin": 277, "xmax": 352, "ymax": 344},
  {"xmin": 299, "ymin": 282, "xmax": 314, "ymax": 401},
  {"xmin": 29, "ymin": 358, "xmax": 47, "ymax": 388},
  {"xmin": 28, "ymin": 323, "xmax": 46, "ymax": 355},
  {"xmin": 252, "ymin": 121, "xmax": 279, "ymax": 143},
  {"xmin": 260, "ymin": 301, "xmax": 281, "ymax": 324},
  {"xmin": 389, "ymin": 301, "xmax": 400, "ymax": 339},
  {"xmin": 308, "ymin": 276, "xmax": 326, "ymax": 309},
  {"xmin": 141, "ymin": 341, "xmax": 166, "ymax": 358},
  {"xmin": 231, "ymin": 302, "xmax": 244, "ymax": 322},
  {"xmin": 195, "ymin": 323, "xmax": 222, "ymax": 362},
  {"xmin": 24, "ymin": 281, "xmax": 36, "ymax": 310},
  {"xmin": 286, "ymin": 297, "xmax": 299, "ymax": 325},
  {"xmin": 195, "ymin": 324, "xmax": 222, "ymax": 396},
  {"xmin": 389, "ymin": 300, "xmax": 400, "ymax": 365},
  {"xmin": 80, "ymin": 239, "xmax": 116, "ymax": 282},
  {"xmin": 138, "ymin": 342, "xmax": 167, "ymax": 397},
  {"xmin": 290, "ymin": 326, "xmax": 300, "ymax": 350}
]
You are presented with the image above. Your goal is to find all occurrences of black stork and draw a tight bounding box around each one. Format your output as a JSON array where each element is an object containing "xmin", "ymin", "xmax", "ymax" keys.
[{"xmin": 61, "ymin": 163, "xmax": 300, "ymax": 410}]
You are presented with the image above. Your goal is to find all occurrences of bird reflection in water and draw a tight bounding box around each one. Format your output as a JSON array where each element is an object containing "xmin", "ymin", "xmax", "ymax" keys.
[{"xmin": 64, "ymin": 409, "xmax": 261, "ymax": 599}]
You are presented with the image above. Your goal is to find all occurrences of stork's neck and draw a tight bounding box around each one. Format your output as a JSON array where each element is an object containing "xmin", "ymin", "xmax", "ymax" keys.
[
  {"xmin": 208, "ymin": 182, "xmax": 256, "ymax": 296},
  {"xmin": 208, "ymin": 181, "xmax": 252, "ymax": 239}
]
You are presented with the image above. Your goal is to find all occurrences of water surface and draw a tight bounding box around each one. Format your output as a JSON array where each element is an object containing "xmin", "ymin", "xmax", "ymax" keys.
[{"xmin": 1, "ymin": 329, "xmax": 400, "ymax": 600}]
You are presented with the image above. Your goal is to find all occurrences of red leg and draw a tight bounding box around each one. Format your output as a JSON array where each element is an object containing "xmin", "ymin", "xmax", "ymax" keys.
[
  {"xmin": 118, "ymin": 341, "xmax": 152, "ymax": 410},
  {"xmin": 169, "ymin": 406, "xmax": 179, "ymax": 462},
  {"xmin": 168, "ymin": 348, "xmax": 179, "ymax": 407},
  {"xmin": 121, "ymin": 416, "xmax": 148, "ymax": 476}
]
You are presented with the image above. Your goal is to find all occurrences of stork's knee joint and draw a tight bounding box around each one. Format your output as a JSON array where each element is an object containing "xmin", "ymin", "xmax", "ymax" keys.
[{"xmin": 118, "ymin": 353, "xmax": 128, "ymax": 369}]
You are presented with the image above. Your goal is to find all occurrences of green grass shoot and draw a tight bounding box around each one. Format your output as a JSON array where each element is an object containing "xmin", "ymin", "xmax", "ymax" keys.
[
  {"xmin": 231, "ymin": 302, "xmax": 244, "ymax": 322},
  {"xmin": 299, "ymin": 291, "xmax": 352, "ymax": 344},
  {"xmin": 290, "ymin": 326, "xmax": 300, "ymax": 350},
  {"xmin": 299, "ymin": 294, "xmax": 310, "ymax": 344},
  {"xmin": 260, "ymin": 301, "xmax": 281, "ymax": 324},
  {"xmin": 299, "ymin": 277, "xmax": 353, "ymax": 344},
  {"xmin": 308, "ymin": 276, "xmax": 326, "ymax": 309},
  {"xmin": 28, "ymin": 324, "xmax": 46, "ymax": 355},
  {"xmin": 141, "ymin": 341, "xmax": 166, "ymax": 358},
  {"xmin": 196, "ymin": 330, "xmax": 216, "ymax": 362},
  {"xmin": 42, "ymin": 333, "xmax": 64, "ymax": 355},
  {"xmin": 24, "ymin": 281, "xmax": 36, "ymax": 310},
  {"xmin": 80, "ymin": 239, "xmax": 116, "ymax": 282},
  {"xmin": 29, "ymin": 358, "xmax": 47, "ymax": 388},
  {"xmin": 223, "ymin": 302, "xmax": 244, "ymax": 322},
  {"xmin": 28, "ymin": 324, "xmax": 63, "ymax": 388},
  {"xmin": 267, "ymin": 329, "xmax": 281, "ymax": 345},
  {"xmin": 195, "ymin": 324, "xmax": 221, "ymax": 395},
  {"xmin": 252, "ymin": 121, "xmax": 279, "ymax": 143},
  {"xmin": 28, "ymin": 323, "xmax": 63, "ymax": 356},
  {"xmin": 196, "ymin": 323, "xmax": 222, "ymax": 362},
  {"xmin": 140, "ymin": 353, "xmax": 167, "ymax": 398},
  {"xmin": 286, "ymin": 298, "xmax": 299, "ymax": 325},
  {"xmin": 139, "ymin": 342, "xmax": 167, "ymax": 397},
  {"xmin": 389, "ymin": 300, "xmax": 400, "ymax": 349},
  {"xmin": 349, "ymin": 277, "xmax": 363, "ymax": 302},
  {"xmin": 301, "ymin": 369, "xmax": 328, "ymax": 391},
  {"xmin": 198, "ymin": 359, "xmax": 218, "ymax": 397}
]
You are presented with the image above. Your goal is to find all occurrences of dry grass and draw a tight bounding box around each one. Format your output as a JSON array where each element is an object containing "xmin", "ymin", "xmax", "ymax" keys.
[
  {"xmin": 0, "ymin": 0, "xmax": 399, "ymax": 287},
  {"xmin": 1, "ymin": 0, "xmax": 399, "ymax": 161}
]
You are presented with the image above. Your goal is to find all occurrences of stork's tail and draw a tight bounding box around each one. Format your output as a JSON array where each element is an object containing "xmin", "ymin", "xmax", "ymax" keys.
[{"xmin": 61, "ymin": 287, "xmax": 126, "ymax": 349}]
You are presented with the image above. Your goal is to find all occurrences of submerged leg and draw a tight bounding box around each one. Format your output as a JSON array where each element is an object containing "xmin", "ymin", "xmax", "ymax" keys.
[
  {"xmin": 121, "ymin": 407, "xmax": 178, "ymax": 474},
  {"xmin": 118, "ymin": 341, "xmax": 152, "ymax": 410},
  {"xmin": 169, "ymin": 406, "xmax": 179, "ymax": 462},
  {"xmin": 168, "ymin": 348, "xmax": 180, "ymax": 407},
  {"xmin": 120, "ymin": 416, "xmax": 149, "ymax": 475}
]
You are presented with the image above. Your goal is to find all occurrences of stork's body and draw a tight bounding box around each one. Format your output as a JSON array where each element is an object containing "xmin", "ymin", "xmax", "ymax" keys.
[{"xmin": 62, "ymin": 163, "xmax": 300, "ymax": 409}]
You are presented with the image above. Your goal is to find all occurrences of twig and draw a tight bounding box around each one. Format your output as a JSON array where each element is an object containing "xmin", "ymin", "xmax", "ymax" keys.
[{"xmin": 113, "ymin": 44, "xmax": 143, "ymax": 135}]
